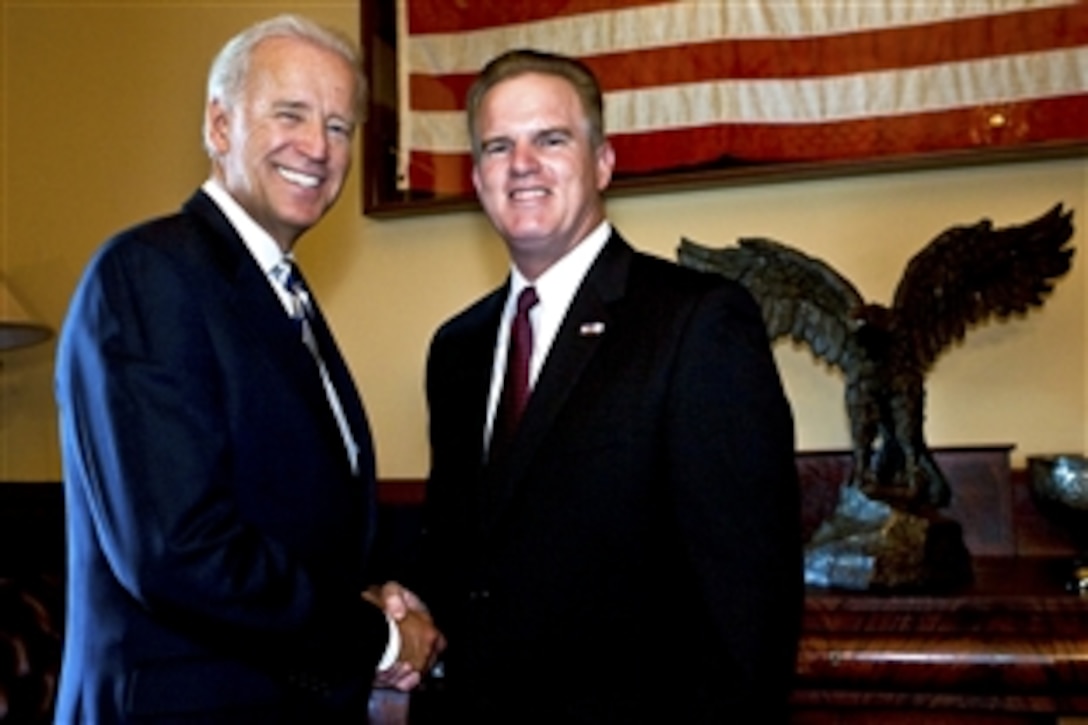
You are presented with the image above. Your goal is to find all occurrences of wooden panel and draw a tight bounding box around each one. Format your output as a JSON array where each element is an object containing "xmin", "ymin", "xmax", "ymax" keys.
[
  {"xmin": 795, "ymin": 557, "xmax": 1088, "ymax": 718},
  {"xmin": 1011, "ymin": 468, "xmax": 1084, "ymax": 557},
  {"xmin": 792, "ymin": 446, "xmax": 1018, "ymax": 556}
]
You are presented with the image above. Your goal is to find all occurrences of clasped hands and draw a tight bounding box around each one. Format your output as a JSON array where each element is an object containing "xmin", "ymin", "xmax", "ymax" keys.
[{"xmin": 365, "ymin": 582, "xmax": 446, "ymax": 691}]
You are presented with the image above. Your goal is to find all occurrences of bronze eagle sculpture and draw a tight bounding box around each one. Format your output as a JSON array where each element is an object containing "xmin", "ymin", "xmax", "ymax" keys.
[{"xmin": 678, "ymin": 203, "xmax": 1075, "ymax": 511}]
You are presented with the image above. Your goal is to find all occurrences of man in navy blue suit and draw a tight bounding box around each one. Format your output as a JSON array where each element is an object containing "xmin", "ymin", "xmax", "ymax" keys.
[
  {"xmin": 409, "ymin": 49, "xmax": 804, "ymax": 723},
  {"xmin": 54, "ymin": 14, "xmax": 441, "ymax": 722}
]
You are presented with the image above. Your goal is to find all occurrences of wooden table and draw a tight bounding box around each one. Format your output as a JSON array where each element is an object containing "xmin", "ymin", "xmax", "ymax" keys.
[{"xmin": 792, "ymin": 556, "xmax": 1088, "ymax": 723}]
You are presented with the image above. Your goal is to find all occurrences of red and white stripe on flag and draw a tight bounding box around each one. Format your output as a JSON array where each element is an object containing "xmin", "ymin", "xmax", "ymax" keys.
[{"xmin": 396, "ymin": 0, "xmax": 1088, "ymax": 196}]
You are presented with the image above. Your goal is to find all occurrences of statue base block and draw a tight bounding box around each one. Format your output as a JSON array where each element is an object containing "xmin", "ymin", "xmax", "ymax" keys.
[{"xmin": 803, "ymin": 485, "xmax": 973, "ymax": 591}]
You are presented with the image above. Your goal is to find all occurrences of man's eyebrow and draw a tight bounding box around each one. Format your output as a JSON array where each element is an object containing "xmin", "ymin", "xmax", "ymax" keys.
[{"xmin": 271, "ymin": 99, "xmax": 309, "ymax": 110}]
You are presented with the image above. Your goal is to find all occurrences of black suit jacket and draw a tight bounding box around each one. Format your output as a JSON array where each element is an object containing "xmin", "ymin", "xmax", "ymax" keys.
[
  {"xmin": 417, "ymin": 233, "xmax": 803, "ymax": 724},
  {"xmin": 54, "ymin": 190, "xmax": 388, "ymax": 723}
]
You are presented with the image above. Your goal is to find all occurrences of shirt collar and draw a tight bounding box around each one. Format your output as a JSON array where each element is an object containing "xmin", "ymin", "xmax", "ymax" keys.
[
  {"xmin": 508, "ymin": 220, "xmax": 612, "ymax": 307},
  {"xmin": 201, "ymin": 179, "xmax": 289, "ymax": 277}
]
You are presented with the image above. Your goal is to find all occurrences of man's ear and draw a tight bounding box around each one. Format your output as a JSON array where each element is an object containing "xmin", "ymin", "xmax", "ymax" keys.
[
  {"xmin": 595, "ymin": 140, "xmax": 615, "ymax": 191},
  {"xmin": 206, "ymin": 99, "xmax": 232, "ymax": 155}
]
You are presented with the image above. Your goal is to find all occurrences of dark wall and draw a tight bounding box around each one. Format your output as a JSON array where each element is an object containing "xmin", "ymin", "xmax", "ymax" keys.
[
  {"xmin": 0, "ymin": 483, "xmax": 65, "ymax": 578},
  {"xmin": 0, "ymin": 483, "xmax": 65, "ymax": 724}
]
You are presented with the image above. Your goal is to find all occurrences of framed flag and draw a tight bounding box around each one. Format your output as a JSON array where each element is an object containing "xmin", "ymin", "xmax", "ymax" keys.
[{"xmin": 362, "ymin": 0, "xmax": 1088, "ymax": 218}]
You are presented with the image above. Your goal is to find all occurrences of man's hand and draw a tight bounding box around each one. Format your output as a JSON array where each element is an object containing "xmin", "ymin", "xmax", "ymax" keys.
[
  {"xmin": 395, "ymin": 607, "xmax": 444, "ymax": 673},
  {"xmin": 368, "ymin": 581, "xmax": 428, "ymax": 620},
  {"xmin": 364, "ymin": 582, "xmax": 446, "ymax": 691}
]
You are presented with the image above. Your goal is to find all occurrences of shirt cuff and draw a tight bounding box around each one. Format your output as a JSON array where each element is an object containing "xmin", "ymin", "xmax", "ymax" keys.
[{"xmin": 377, "ymin": 613, "xmax": 401, "ymax": 672}]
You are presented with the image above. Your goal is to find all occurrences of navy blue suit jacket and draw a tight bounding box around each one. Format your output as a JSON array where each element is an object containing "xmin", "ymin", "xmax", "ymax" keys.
[
  {"xmin": 417, "ymin": 233, "xmax": 804, "ymax": 723},
  {"xmin": 54, "ymin": 190, "xmax": 388, "ymax": 722}
]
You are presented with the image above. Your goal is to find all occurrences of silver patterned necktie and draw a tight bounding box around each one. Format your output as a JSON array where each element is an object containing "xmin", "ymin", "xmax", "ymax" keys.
[{"xmin": 275, "ymin": 259, "xmax": 360, "ymax": 474}]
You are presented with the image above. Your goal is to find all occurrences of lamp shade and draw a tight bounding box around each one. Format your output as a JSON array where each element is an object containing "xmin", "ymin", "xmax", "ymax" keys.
[{"xmin": 0, "ymin": 279, "xmax": 52, "ymax": 351}]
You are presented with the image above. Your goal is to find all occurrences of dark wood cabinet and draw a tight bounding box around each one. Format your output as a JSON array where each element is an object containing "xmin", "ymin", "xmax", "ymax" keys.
[
  {"xmin": 791, "ymin": 447, "xmax": 1088, "ymax": 723},
  {"xmin": 792, "ymin": 556, "xmax": 1088, "ymax": 723}
]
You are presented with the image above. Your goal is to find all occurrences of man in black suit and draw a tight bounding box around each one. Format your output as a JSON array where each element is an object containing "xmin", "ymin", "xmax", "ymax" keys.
[
  {"xmin": 409, "ymin": 49, "xmax": 804, "ymax": 723},
  {"xmin": 54, "ymin": 14, "xmax": 441, "ymax": 722}
]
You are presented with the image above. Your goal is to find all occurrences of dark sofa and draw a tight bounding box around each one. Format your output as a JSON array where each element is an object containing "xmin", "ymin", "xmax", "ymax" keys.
[{"xmin": 0, "ymin": 483, "xmax": 64, "ymax": 724}]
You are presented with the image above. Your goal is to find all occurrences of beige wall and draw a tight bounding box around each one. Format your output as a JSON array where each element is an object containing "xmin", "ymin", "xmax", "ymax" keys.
[{"xmin": 2, "ymin": 0, "xmax": 1085, "ymax": 482}]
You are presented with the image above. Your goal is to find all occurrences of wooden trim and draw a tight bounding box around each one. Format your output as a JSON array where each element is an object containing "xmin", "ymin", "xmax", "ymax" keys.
[{"xmin": 376, "ymin": 478, "xmax": 426, "ymax": 506}]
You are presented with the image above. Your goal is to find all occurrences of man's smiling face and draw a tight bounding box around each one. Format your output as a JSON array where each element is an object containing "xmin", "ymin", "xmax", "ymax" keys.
[
  {"xmin": 207, "ymin": 35, "xmax": 358, "ymax": 251},
  {"xmin": 471, "ymin": 71, "xmax": 614, "ymax": 280}
]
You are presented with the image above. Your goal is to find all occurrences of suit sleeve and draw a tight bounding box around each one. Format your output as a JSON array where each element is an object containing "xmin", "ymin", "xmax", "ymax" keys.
[
  {"xmin": 665, "ymin": 279, "xmax": 803, "ymax": 718},
  {"xmin": 56, "ymin": 238, "xmax": 389, "ymax": 680}
]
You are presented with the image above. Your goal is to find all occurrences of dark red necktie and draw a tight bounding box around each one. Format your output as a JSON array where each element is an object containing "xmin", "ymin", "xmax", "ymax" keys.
[{"xmin": 491, "ymin": 286, "xmax": 539, "ymax": 459}]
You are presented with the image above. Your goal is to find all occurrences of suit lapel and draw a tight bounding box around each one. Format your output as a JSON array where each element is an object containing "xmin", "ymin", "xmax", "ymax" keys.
[
  {"xmin": 301, "ymin": 288, "xmax": 376, "ymax": 477},
  {"xmin": 482, "ymin": 234, "xmax": 633, "ymax": 530},
  {"xmin": 182, "ymin": 192, "xmax": 357, "ymax": 467},
  {"xmin": 184, "ymin": 192, "xmax": 317, "ymax": 384}
]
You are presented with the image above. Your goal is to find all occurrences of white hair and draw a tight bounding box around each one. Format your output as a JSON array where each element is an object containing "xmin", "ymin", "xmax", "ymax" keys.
[{"xmin": 201, "ymin": 14, "xmax": 366, "ymax": 156}]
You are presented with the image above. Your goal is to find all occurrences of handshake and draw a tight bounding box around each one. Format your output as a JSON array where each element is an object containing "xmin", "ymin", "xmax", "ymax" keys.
[{"xmin": 364, "ymin": 582, "xmax": 447, "ymax": 692}]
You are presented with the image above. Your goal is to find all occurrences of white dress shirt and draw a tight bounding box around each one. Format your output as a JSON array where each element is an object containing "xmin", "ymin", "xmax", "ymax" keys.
[
  {"xmin": 485, "ymin": 220, "xmax": 613, "ymax": 449},
  {"xmin": 200, "ymin": 178, "xmax": 401, "ymax": 672}
]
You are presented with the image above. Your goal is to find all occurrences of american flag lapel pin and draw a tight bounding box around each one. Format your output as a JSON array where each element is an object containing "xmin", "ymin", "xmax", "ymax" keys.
[{"xmin": 579, "ymin": 321, "xmax": 606, "ymax": 336}]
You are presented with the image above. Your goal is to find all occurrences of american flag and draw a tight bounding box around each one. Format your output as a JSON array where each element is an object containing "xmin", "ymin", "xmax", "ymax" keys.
[{"xmin": 394, "ymin": 0, "xmax": 1088, "ymax": 197}]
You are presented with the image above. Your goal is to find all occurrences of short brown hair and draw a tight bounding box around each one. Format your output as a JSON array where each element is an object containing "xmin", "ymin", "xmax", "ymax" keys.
[{"xmin": 465, "ymin": 49, "xmax": 605, "ymax": 159}]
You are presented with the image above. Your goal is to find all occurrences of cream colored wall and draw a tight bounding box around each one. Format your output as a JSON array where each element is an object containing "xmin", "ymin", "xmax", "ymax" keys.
[{"xmin": 1, "ymin": 1, "xmax": 1085, "ymax": 482}]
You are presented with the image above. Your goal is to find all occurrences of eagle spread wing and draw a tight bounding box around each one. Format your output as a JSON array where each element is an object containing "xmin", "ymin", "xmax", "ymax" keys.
[
  {"xmin": 892, "ymin": 202, "xmax": 1075, "ymax": 373},
  {"xmin": 678, "ymin": 203, "xmax": 1075, "ymax": 512},
  {"xmin": 677, "ymin": 236, "xmax": 866, "ymax": 372}
]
